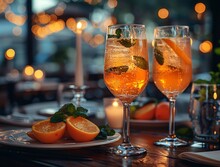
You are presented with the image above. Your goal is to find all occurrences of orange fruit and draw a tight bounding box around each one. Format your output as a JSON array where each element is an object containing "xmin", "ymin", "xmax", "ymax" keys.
[
  {"xmin": 155, "ymin": 101, "xmax": 170, "ymax": 120},
  {"xmin": 26, "ymin": 130, "xmax": 37, "ymax": 140},
  {"xmin": 133, "ymin": 103, "xmax": 156, "ymax": 120},
  {"xmin": 32, "ymin": 119, "xmax": 66, "ymax": 144},
  {"xmin": 162, "ymin": 38, "xmax": 191, "ymax": 65},
  {"xmin": 66, "ymin": 116, "xmax": 100, "ymax": 142}
]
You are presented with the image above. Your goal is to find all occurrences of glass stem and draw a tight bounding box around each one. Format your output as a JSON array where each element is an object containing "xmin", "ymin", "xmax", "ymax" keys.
[
  {"xmin": 122, "ymin": 102, "xmax": 130, "ymax": 144},
  {"xmin": 169, "ymin": 98, "xmax": 176, "ymax": 138}
]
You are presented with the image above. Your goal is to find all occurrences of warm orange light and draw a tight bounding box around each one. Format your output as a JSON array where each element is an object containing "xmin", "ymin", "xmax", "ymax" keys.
[
  {"xmin": 199, "ymin": 40, "xmax": 213, "ymax": 53},
  {"xmin": 34, "ymin": 69, "xmax": 44, "ymax": 80},
  {"xmin": 5, "ymin": 0, "xmax": 14, "ymax": 4},
  {"xmin": 84, "ymin": 0, "xmax": 102, "ymax": 5},
  {"xmin": 112, "ymin": 101, "xmax": 119, "ymax": 107},
  {"xmin": 93, "ymin": 34, "xmax": 104, "ymax": 45},
  {"xmin": 107, "ymin": 0, "xmax": 118, "ymax": 8},
  {"xmin": 76, "ymin": 21, "xmax": 83, "ymax": 34},
  {"xmin": 24, "ymin": 65, "xmax": 34, "ymax": 76},
  {"xmin": 213, "ymin": 92, "xmax": 217, "ymax": 100},
  {"xmin": 100, "ymin": 16, "xmax": 117, "ymax": 32},
  {"xmin": 158, "ymin": 8, "xmax": 169, "ymax": 19},
  {"xmin": 0, "ymin": 1, "xmax": 7, "ymax": 14},
  {"xmin": 5, "ymin": 11, "xmax": 26, "ymax": 26},
  {"xmin": 55, "ymin": 6, "xmax": 64, "ymax": 16},
  {"xmin": 195, "ymin": 2, "xmax": 206, "ymax": 14},
  {"xmin": 190, "ymin": 38, "xmax": 193, "ymax": 46},
  {"xmin": 66, "ymin": 18, "xmax": 76, "ymax": 31},
  {"xmin": 77, "ymin": 21, "xmax": 83, "ymax": 30},
  {"xmin": 79, "ymin": 19, "xmax": 88, "ymax": 30},
  {"xmin": 38, "ymin": 13, "xmax": 51, "ymax": 24},
  {"xmin": 151, "ymin": 40, "xmax": 155, "ymax": 47},
  {"xmin": 82, "ymin": 32, "xmax": 93, "ymax": 42},
  {"xmin": 5, "ymin": 48, "xmax": 15, "ymax": 60}
]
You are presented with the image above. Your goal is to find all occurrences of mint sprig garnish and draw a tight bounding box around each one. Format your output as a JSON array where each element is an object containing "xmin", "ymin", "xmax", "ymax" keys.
[
  {"xmin": 50, "ymin": 103, "xmax": 88, "ymax": 123},
  {"xmin": 133, "ymin": 56, "xmax": 148, "ymax": 70},
  {"xmin": 95, "ymin": 124, "xmax": 115, "ymax": 140},
  {"xmin": 154, "ymin": 48, "xmax": 164, "ymax": 65},
  {"xmin": 108, "ymin": 28, "xmax": 136, "ymax": 48}
]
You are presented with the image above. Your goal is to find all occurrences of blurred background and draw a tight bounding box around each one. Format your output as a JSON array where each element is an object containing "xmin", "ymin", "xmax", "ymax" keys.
[{"xmin": 0, "ymin": 0, "xmax": 219, "ymax": 114}]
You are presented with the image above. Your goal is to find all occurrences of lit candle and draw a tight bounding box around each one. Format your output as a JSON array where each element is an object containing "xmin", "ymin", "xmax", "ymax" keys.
[
  {"xmin": 75, "ymin": 21, "xmax": 84, "ymax": 87},
  {"xmin": 105, "ymin": 100, "xmax": 123, "ymax": 129}
]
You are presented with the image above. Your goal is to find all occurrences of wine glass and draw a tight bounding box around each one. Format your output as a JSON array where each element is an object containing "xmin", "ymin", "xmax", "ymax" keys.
[
  {"xmin": 104, "ymin": 24, "xmax": 149, "ymax": 156},
  {"xmin": 152, "ymin": 25, "xmax": 192, "ymax": 147}
]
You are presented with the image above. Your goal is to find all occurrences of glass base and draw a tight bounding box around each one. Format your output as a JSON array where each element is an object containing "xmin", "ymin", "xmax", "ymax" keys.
[
  {"xmin": 109, "ymin": 143, "xmax": 147, "ymax": 156},
  {"xmin": 154, "ymin": 137, "xmax": 188, "ymax": 147}
]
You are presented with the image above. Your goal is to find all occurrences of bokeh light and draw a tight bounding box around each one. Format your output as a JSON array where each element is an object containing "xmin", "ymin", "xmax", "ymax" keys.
[
  {"xmin": 34, "ymin": 69, "xmax": 44, "ymax": 81},
  {"xmin": 195, "ymin": 2, "xmax": 206, "ymax": 14},
  {"xmin": 199, "ymin": 40, "xmax": 213, "ymax": 53},
  {"xmin": 12, "ymin": 26, "xmax": 22, "ymax": 36},
  {"xmin": 5, "ymin": 48, "xmax": 15, "ymax": 60},
  {"xmin": 158, "ymin": 8, "xmax": 169, "ymax": 19},
  {"xmin": 23, "ymin": 65, "xmax": 34, "ymax": 77},
  {"xmin": 107, "ymin": 0, "xmax": 118, "ymax": 8}
]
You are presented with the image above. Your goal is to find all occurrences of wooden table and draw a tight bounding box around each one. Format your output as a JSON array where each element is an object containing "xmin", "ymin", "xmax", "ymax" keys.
[{"xmin": 0, "ymin": 123, "xmax": 218, "ymax": 167}]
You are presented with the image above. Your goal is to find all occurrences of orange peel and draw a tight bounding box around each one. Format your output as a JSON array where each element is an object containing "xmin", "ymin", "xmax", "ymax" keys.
[
  {"xmin": 162, "ymin": 38, "xmax": 191, "ymax": 65},
  {"xmin": 66, "ymin": 116, "xmax": 100, "ymax": 142},
  {"xmin": 32, "ymin": 119, "xmax": 66, "ymax": 144}
]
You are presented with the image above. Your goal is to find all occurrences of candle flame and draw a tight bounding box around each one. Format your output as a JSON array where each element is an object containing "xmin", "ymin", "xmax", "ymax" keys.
[
  {"xmin": 113, "ymin": 101, "xmax": 119, "ymax": 107},
  {"xmin": 213, "ymin": 92, "xmax": 217, "ymax": 100},
  {"xmin": 77, "ymin": 21, "xmax": 82, "ymax": 30}
]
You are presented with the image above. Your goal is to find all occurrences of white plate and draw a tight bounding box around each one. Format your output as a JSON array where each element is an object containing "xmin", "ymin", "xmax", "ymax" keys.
[
  {"xmin": 130, "ymin": 114, "xmax": 190, "ymax": 127},
  {"xmin": 0, "ymin": 129, "xmax": 121, "ymax": 149}
]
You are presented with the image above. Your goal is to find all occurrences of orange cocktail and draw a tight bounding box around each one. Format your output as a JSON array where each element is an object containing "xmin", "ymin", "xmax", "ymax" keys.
[
  {"xmin": 152, "ymin": 25, "xmax": 192, "ymax": 147},
  {"xmin": 104, "ymin": 38, "xmax": 149, "ymax": 103},
  {"xmin": 104, "ymin": 24, "xmax": 149, "ymax": 156},
  {"xmin": 153, "ymin": 37, "xmax": 192, "ymax": 98}
]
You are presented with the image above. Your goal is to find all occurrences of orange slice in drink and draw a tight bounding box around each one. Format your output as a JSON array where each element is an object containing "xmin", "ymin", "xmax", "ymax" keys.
[
  {"xmin": 66, "ymin": 116, "xmax": 100, "ymax": 142},
  {"xmin": 162, "ymin": 38, "xmax": 191, "ymax": 65},
  {"xmin": 32, "ymin": 119, "xmax": 66, "ymax": 144}
]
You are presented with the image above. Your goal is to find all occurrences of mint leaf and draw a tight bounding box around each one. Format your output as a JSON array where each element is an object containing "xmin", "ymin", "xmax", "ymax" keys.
[
  {"xmin": 154, "ymin": 48, "xmax": 164, "ymax": 65},
  {"xmin": 105, "ymin": 65, "xmax": 129, "ymax": 75},
  {"xmin": 118, "ymin": 39, "xmax": 136, "ymax": 48},
  {"xmin": 95, "ymin": 124, "xmax": 115, "ymax": 140},
  {"xmin": 50, "ymin": 112, "xmax": 67, "ymax": 123},
  {"xmin": 133, "ymin": 56, "xmax": 148, "ymax": 70},
  {"xmin": 72, "ymin": 106, "xmax": 88, "ymax": 118},
  {"xmin": 108, "ymin": 28, "xmax": 121, "ymax": 39},
  {"xmin": 50, "ymin": 103, "xmax": 88, "ymax": 123}
]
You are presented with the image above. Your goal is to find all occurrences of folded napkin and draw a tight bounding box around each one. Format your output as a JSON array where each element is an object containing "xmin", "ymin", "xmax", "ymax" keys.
[{"xmin": 178, "ymin": 150, "xmax": 220, "ymax": 166}]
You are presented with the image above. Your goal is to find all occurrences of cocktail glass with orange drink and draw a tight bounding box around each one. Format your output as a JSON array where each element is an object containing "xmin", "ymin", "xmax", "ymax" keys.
[
  {"xmin": 153, "ymin": 25, "xmax": 192, "ymax": 147},
  {"xmin": 104, "ymin": 24, "xmax": 149, "ymax": 156}
]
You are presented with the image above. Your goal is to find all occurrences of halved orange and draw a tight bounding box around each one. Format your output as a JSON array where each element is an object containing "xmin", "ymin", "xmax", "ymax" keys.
[
  {"xmin": 32, "ymin": 119, "xmax": 66, "ymax": 144},
  {"xmin": 66, "ymin": 116, "xmax": 100, "ymax": 142},
  {"xmin": 26, "ymin": 130, "xmax": 37, "ymax": 140},
  {"xmin": 162, "ymin": 38, "xmax": 191, "ymax": 65}
]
